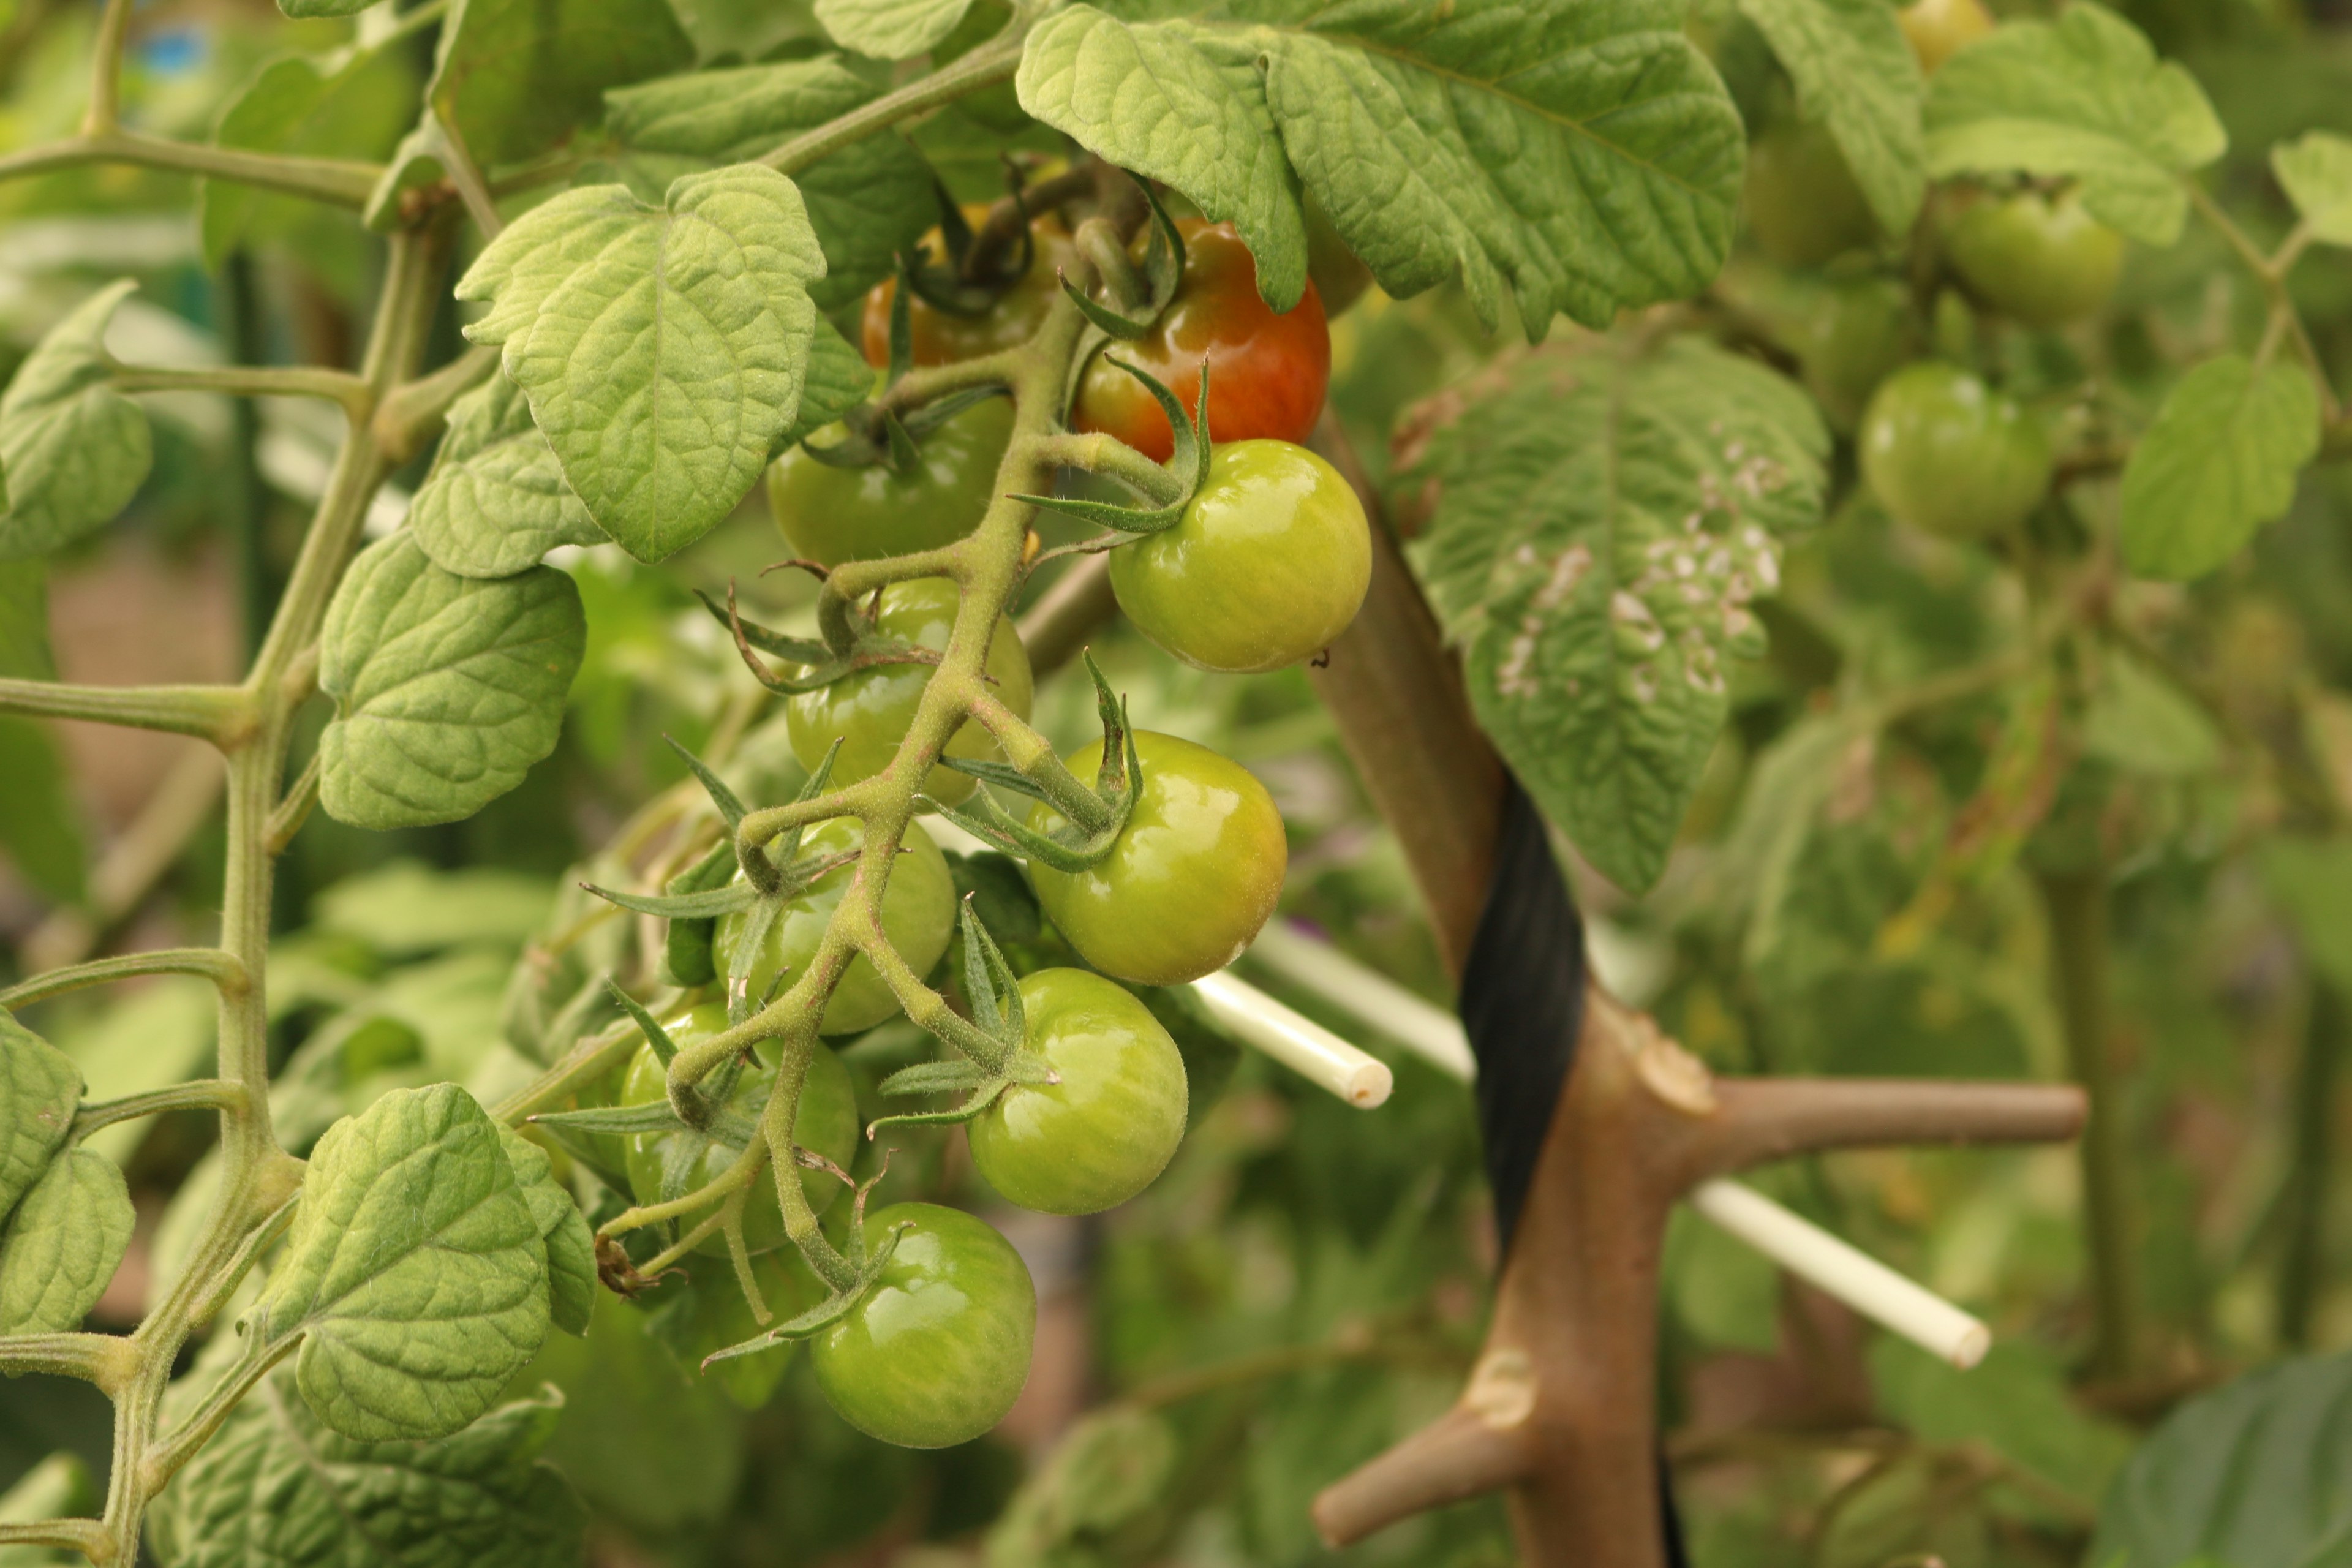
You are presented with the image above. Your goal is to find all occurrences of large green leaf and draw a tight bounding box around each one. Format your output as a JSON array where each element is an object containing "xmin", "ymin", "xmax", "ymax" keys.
[
  {"xmin": 1922, "ymin": 2, "xmax": 2225, "ymax": 246},
  {"xmin": 407, "ymin": 376, "xmax": 608, "ymax": 580},
  {"xmin": 604, "ymin": 59, "xmax": 936, "ymax": 312},
  {"xmin": 2274, "ymin": 130, "xmax": 2352, "ymax": 249},
  {"xmin": 0, "ymin": 1016, "xmax": 80, "ymax": 1230},
  {"xmin": 149, "ymin": 1373, "xmax": 583, "ymax": 1568},
  {"xmin": 0, "ymin": 1453, "xmax": 96, "ymax": 1568},
  {"xmin": 498, "ymin": 1127, "xmax": 595, "ymax": 1338},
  {"xmin": 2119, "ymin": 355, "xmax": 2320, "ymax": 581},
  {"xmin": 203, "ymin": 44, "xmax": 418, "ymax": 271},
  {"xmin": 318, "ymin": 533, "xmax": 585, "ymax": 831},
  {"xmin": 0, "ymin": 1148, "xmax": 132, "ymax": 1334},
  {"xmin": 1015, "ymin": 0, "xmax": 1743, "ymax": 328},
  {"xmin": 1408, "ymin": 337, "xmax": 1828, "ymax": 892},
  {"xmin": 2090, "ymin": 1349, "xmax": 2352, "ymax": 1568},
  {"xmin": 781, "ymin": 317, "xmax": 880, "ymax": 449},
  {"xmin": 815, "ymin": 0, "xmax": 974, "ymax": 60},
  {"xmin": 454, "ymin": 166, "xmax": 828, "ymax": 561},
  {"xmin": 253, "ymin": 1084, "xmax": 551, "ymax": 1441},
  {"xmin": 313, "ymin": 861, "xmax": 557, "ymax": 957},
  {"xmin": 1737, "ymin": 0, "xmax": 1924, "ymax": 233},
  {"xmin": 0, "ymin": 281, "xmax": 152, "ymax": 561},
  {"xmin": 429, "ymin": 0, "xmax": 695, "ymax": 169}
]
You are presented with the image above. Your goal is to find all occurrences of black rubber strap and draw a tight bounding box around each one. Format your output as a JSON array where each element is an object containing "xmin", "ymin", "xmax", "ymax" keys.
[{"xmin": 1457, "ymin": 773, "xmax": 1689, "ymax": 1566}]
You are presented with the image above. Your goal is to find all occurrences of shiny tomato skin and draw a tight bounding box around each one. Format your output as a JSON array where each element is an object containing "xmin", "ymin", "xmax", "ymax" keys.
[
  {"xmin": 783, "ymin": 578, "xmax": 1035, "ymax": 805},
  {"xmin": 1860, "ymin": 361, "xmax": 2052, "ymax": 540},
  {"xmin": 1898, "ymin": 0, "xmax": 1994, "ymax": 72},
  {"xmin": 1073, "ymin": 220, "xmax": 1331, "ymax": 464},
  {"xmin": 712, "ymin": 818, "xmax": 957, "ymax": 1035},
  {"xmin": 859, "ymin": 214, "xmax": 1080, "ymax": 369},
  {"xmin": 1110, "ymin": 439, "xmax": 1370, "ymax": 673},
  {"xmin": 968, "ymin": 968, "xmax": 1188, "ymax": 1215},
  {"xmin": 767, "ymin": 395, "xmax": 1012, "ymax": 567},
  {"xmin": 1746, "ymin": 121, "xmax": 1880, "ymax": 268},
  {"xmin": 1944, "ymin": 189, "xmax": 2124, "ymax": 330},
  {"xmin": 810, "ymin": 1202, "xmax": 1036, "ymax": 1449},
  {"xmin": 1801, "ymin": 277, "xmax": 1913, "ymax": 434},
  {"xmin": 617, "ymin": 1004, "xmax": 861, "ymax": 1257},
  {"xmin": 1026, "ymin": 730, "xmax": 1286, "ymax": 987}
]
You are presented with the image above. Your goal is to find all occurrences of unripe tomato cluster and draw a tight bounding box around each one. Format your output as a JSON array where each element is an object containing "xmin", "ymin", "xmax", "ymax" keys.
[{"xmin": 639, "ymin": 200, "xmax": 1374, "ymax": 1449}]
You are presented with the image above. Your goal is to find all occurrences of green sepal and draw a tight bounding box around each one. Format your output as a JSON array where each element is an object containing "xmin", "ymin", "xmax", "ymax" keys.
[
  {"xmin": 663, "ymin": 837, "xmax": 737, "ymax": 988},
  {"xmin": 697, "ymin": 584, "xmax": 940, "ymax": 695},
  {"xmin": 665, "ymin": 737, "xmax": 746, "ymax": 828},
  {"xmin": 579, "ymin": 878, "xmax": 758, "ymax": 921},
  {"xmin": 887, "ymin": 246, "xmax": 916, "ymax": 383},
  {"xmin": 883, "ymin": 412, "xmax": 921, "ymax": 477},
  {"xmin": 899, "ymin": 386, "xmax": 1008, "ymax": 440},
  {"xmin": 692, "ymin": 588, "xmax": 832, "ymax": 665},
  {"xmin": 531, "ymin": 1098, "xmax": 762, "ymax": 1147},
  {"xmin": 699, "ymin": 1222, "xmax": 909, "ymax": 1364},
  {"xmin": 956, "ymin": 894, "xmax": 1026, "ymax": 1049},
  {"xmin": 1009, "ymin": 360, "xmax": 1210, "ymax": 535},
  {"xmin": 607, "ymin": 981, "xmax": 680, "ymax": 1066},
  {"xmin": 1052, "ymin": 185, "xmax": 1185, "ymax": 339},
  {"xmin": 877, "ymin": 1060, "xmax": 993, "ymax": 1098},
  {"xmin": 920, "ymin": 654, "xmax": 1143, "ymax": 873},
  {"xmin": 1060, "ymin": 270, "xmax": 1155, "ymax": 341},
  {"xmin": 864, "ymin": 1077, "xmax": 1010, "ymax": 1137}
]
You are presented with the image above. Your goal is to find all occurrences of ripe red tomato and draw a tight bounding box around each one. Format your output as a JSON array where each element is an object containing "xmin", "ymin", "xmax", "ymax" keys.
[
  {"xmin": 1072, "ymin": 220, "xmax": 1331, "ymax": 464},
  {"xmin": 1109, "ymin": 439, "xmax": 1370, "ymax": 673},
  {"xmin": 810, "ymin": 1203, "xmax": 1035, "ymax": 1448},
  {"xmin": 859, "ymin": 210, "xmax": 1080, "ymax": 368},
  {"xmin": 1026, "ymin": 730, "xmax": 1286, "ymax": 987},
  {"xmin": 967, "ymin": 968, "xmax": 1189, "ymax": 1215}
]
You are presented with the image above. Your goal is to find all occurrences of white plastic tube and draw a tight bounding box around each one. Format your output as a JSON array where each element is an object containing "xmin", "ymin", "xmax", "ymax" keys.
[
  {"xmin": 1191, "ymin": 969, "xmax": 1393, "ymax": 1109},
  {"xmin": 1240, "ymin": 922, "xmax": 1993, "ymax": 1366},
  {"xmin": 1687, "ymin": 1179, "xmax": 1991, "ymax": 1368}
]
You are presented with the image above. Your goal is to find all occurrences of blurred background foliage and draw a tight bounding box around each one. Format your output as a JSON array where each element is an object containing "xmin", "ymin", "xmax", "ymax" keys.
[{"xmin": 4, "ymin": 0, "xmax": 2352, "ymax": 1565}]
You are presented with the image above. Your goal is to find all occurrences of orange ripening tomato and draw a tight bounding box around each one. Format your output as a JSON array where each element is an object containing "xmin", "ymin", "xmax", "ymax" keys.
[
  {"xmin": 859, "ymin": 208, "xmax": 1082, "ymax": 369},
  {"xmin": 1074, "ymin": 220, "xmax": 1331, "ymax": 464}
]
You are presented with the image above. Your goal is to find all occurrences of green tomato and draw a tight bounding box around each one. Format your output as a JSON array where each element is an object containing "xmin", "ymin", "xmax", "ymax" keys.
[
  {"xmin": 810, "ymin": 1202, "xmax": 1036, "ymax": 1449},
  {"xmin": 1898, "ymin": 0, "xmax": 1992, "ymax": 74},
  {"xmin": 968, "ymin": 969, "xmax": 1189, "ymax": 1215},
  {"xmin": 766, "ymin": 396, "xmax": 1012, "ymax": 567},
  {"xmin": 618, "ymin": 1004, "xmax": 861, "ymax": 1257},
  {"xmin": 712, "ymin": 818, "xmax": 957, "ymax": 1034},
  {"xmin": 785, "ymin": 577, "xmax": 1035, "ymax": 806},
  {"xmin": 1944, "ymin": 189, "xmax": 2124, "ymax": 330},
  {"xmin": 1802, "ymin": 277, "xmax": 1913, "ymax": 434},
  {"xmin": 651, "ymin": 1249, "xmax": 827, "ymax": 1409},
  {"xmin": 1027, "ymin": 731, "xmax": 1286, "ymax": 987},
  {"xmin": 1746, "ymin": 120, "xmax": 1879, "ymax": 269},
  {"xmin": 1109, "ymin": 440, "xmax": 1370, "ymax": 674},
  {"xmin": 1859, "ymin": 361, "xmax": 2052, "ymax": 541}
]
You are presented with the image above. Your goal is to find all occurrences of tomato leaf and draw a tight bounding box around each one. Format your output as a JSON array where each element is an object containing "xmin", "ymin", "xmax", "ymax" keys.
[
  {"xmin": 432, "ymin": 0, "xmax": 692, "ymax": 170},
  {"xmin": 202, "ymin": 43, "xmax": 418, "ymax": 271},
  {"xmin": 455, "ymin": 166, "xmax": 828, "ymax": 562},
  {"xmin": 778, "ymin": 318, "xmax": 877, "ymax": 451},
  {"xmin": 0, "ymin": 1016, "xmax": 80, "ymax": 1231},
  {"xmin": 148, "ymin": 1372, "xmax": 584, "ymax": 1568},
  {"xmin": 254, "ymin": 1084, "xmax": 552, "ymax": 1441},
  {"xmin": 2119, "ymin": 355, "xmax": 2320, "ymax": 581},
  {"xmin": 814, "ymin": 0, "xmax": 975, "ymax": 61},
  {"xmin": 604, "ymin": 59, "xmax": 937, "ymax": 312},
  {"xmin": 1014, "ymin": 0, "xmax": 1742, "ymax": 330},
  {"xmin": 2090, "ymin": 1349, "xmax": 2352, "ymax": 1568},
  {"xmin": 0, "ymin": 1148, "xmax": 132, "ymax": 1333},
  {"xmin": 2273, "ymin": 130, "xmax": 2352, "ymax": 249},
  {"xmin": 1736, "ymin": 0, "xmax": 1925, "ymax": 235},
  {"xmin": 499, "ymin": 1126, "xmax": 596, "ymax": 1338},
  {"xmin": 318, "ymin": 533, "xmax": 585, "ymax": 831},
  {"xmin": 409, "ymin": 375, "xmax": 610, "ymax": 579},
  {"xmin": 0, "ymin": 281, "xmax": 153, "ymax": 562},
  {"xmin": 1922, "ymin": 2, "xmax": 2225, "ymax": 246},
  {"xmin": 1406, "ymin": 336, "xmax": 1829, "ymax": 894}
]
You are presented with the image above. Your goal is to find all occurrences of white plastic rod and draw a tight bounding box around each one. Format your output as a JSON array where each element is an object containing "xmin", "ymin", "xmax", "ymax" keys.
[
  {"xmin": 1687, "ymin": 1178, "xmax": 1991, "ymax": 1368},
  {"xmin": 1191, "ymin": 969, "xmax": 1394, "ymax": 1109},
  {"xmin": 1246, "ymin": 921, "xmax": 1478, "ymax": 1082}
]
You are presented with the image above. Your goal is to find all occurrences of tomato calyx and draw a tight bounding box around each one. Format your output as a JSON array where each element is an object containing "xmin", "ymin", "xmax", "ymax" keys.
[
  {"xmin": 696, "ymin": 581, "xmax": 946, "ymax": 698},
  {"xmin": 1054, "ymin": 183, "xmax": 1185, "ymax": 342},
  {"xmin": 922, "ymin": 653, "xmax": 1145, "ymax": 875},
  {"xmin": 866, "ymin": 899, "xmax": 1058, "ymax": 1139},
  {"xmin": 699, "ymin": 1164, "xmax": 912, "ymax": 1366},
  {"xmin": 1016, "ymin": 360, "xmax": 1215, "ymax": 545}
]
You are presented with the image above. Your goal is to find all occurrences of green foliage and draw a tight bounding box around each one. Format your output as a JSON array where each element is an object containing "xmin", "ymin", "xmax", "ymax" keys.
[
  {"xmin": 2120, "ymin": 355, "xmax": 2322, "ymax": 580},
  {"xmin": 1016, "ymin": 0, "xmax": 1744, "ymax": 328},
  {"xmin": 405, "ymin": 376, "xmax": 608, "ymax": 579},
  {"xmin": 0, "ymin": 281, "xmax": 151, "ymax": 561},
  {"xmin": 1923, "ymin": 1, "xmax": 2225, "ymax": 244},
  {"xmin": 454, "ymin": 166, "xmax": 827, "ymax": 561},
  {"xmin": 149, "ymin": 1374, "xmax": 584, "ymax": 1568},
  {"xmin": 1408, "ymin": 336, "xmax": 1828, "ymax": 892},
  {"xmin": 815, "ymin": 0, "xmax": 977, "ymax": 63},
  {"xmin": 2273, "ymin": 129, "xmax": 2352, "ymax": 246},
  {"xmin": 254, "ymin": 1084, "xmax": 552, "ymax": 1442},
  {"xmin": 1737, "ymin": 0, "xmax": 1925, "ymax": 234},
  {"xmin": 317, "ymin": 533, "xmax": 587, "ymax": 830},
  {"xmin": 0, "ymin": 1017, "xmax": 78, "ymax": 1229},
  {"xmin": 203, "ymin": 43, "xmax": 418, "ymax": 274},
  {"xmin": 0, "ymin": 1148, "xmax": 130, "ymax": 1334},
  {"xmin": 425, "ymin": 0, "xmax": 694, "ymax": 171}
]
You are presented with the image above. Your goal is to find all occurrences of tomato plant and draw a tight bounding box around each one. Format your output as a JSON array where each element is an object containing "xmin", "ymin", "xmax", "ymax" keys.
[{"xmin": 2, "ymin": 2, "xmax": 2351, "ymax": 1566}]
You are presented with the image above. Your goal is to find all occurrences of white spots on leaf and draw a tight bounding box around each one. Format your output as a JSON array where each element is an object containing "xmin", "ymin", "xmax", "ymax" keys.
[{"xmin": 1498, "ymin": 543, "xmax": 1594, "ymax": 701}]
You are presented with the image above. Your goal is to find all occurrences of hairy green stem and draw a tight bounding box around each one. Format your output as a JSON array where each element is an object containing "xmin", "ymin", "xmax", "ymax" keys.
[
  {"xmin": 2039, "ymin": 866, "xmax": 2140, "ymax": 1382},
  {"xmin": 0, "ymin": 679, "xmax": 254, "ymax": 746},
  {"xmin": 0, "ymin": 130, "xmax": 382, "ymax": 205},
  {"xmin": 110, "ymin": 362, "xmax": 371, "ymax": 418},
  {"xmin": 0, "ymin": 1332, "xmax": 137, "ymax": 1395},
  {"xmin": 73, "ymin": 1080, "xmax": 249, "ymax": 1141},
  {"xmin": 1030, "ymin": 430, "xmax": 1188, "ymax": 505},
  {"xmin": 759, "ymin": 28, "xmax": 1027, "ymax": 176},
  {"xmin": 0, "ymin": 948, "xmax": 248, "ymax": 1011},
  {"xmin": 80, "ymin": 0, "xmax": 133, "ymax": 136}
]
